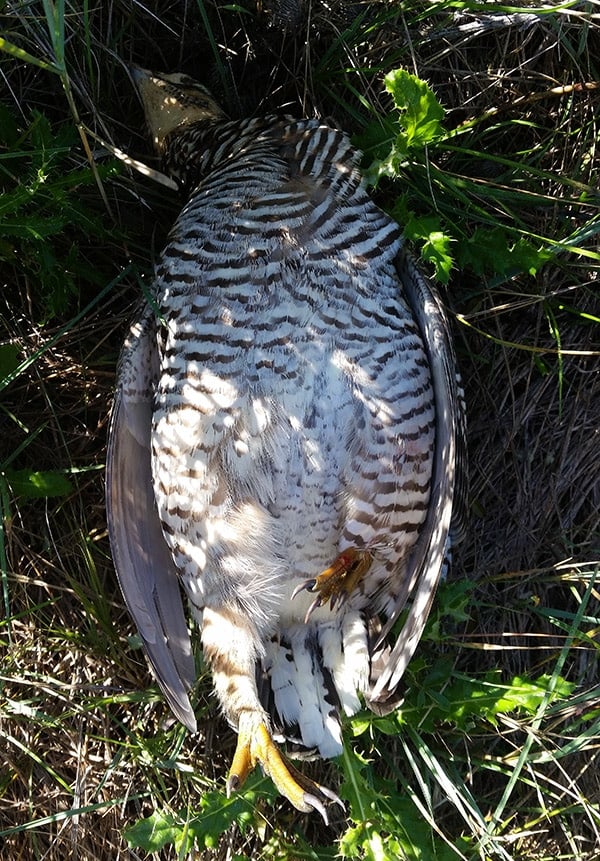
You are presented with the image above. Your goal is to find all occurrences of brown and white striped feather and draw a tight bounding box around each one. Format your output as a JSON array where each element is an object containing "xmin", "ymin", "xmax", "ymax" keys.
[{"xmin": 108, "ymin": 93, "xmax": 463, "ymax": 758}]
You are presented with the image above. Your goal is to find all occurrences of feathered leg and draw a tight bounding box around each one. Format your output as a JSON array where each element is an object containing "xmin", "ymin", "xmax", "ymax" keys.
[{"xmin": 201, "ymin": 606, "xmax": 342, "ymax": 822}]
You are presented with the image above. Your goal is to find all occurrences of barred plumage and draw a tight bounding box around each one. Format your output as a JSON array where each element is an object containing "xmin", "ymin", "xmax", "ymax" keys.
[{"xmin": 106, "ymin": 69, "xmax": 467, "ymax": 820}]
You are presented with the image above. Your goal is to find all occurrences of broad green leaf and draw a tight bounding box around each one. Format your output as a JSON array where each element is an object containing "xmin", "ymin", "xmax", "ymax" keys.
[
  {"xmin": 124, "ymin": 810, "xmax": 187, "ymax": 853},
  {"xmin": 0, "ymin": 344, "xmax": 20, "ymax": 383},
  {"xmin": 385, "ymin": 69, "xmax": 445, "ymax": 153},
  {"xmin": 510, "ymin": 237, "xmax": 554, "ymax": 276},
  {"xmin": 391, "ymin": 205, "xmax": 455, "ymax": 283},
  {"xmin": 339, "ymin": 750, "xmax": 467, "ymax": 861},
  {"xmin": 409, "ymin": 670, "xmax": 574, "ymax": 732},
  {"xmin": 125, "ymin": 781, "xmax": 272, "ymax": 852},
  {"xmin": 421, "ymin": 230, "xmax": 454, "ymax": 283},
  {"xmin": 5, "ymin": 468, "xmax": 73, "ymax": 499},
  {"xmin": 457, "ymin": 227, "xmax": 554, "ymax": 278}
]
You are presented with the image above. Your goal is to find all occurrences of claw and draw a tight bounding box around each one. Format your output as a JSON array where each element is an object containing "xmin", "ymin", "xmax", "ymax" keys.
[
  {"xmin": 292, "ymin": 549, "xmax": 372, "ymax": 622},
  {"xmin": 227, "ymin": 714, "xmax": 343, "ymax": 823},
  {"xmin": 291, "ymin": 579, "xmax": 324, "ymax": 622},
  {"xmin": 291, "ymin": 578, "xmax": 317, "ymax": 600}
]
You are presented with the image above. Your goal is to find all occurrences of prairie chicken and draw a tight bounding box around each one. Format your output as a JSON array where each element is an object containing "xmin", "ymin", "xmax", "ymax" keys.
[{"xmin": 106, "ymin": 68, "xmax": 466, "ymax": 821}]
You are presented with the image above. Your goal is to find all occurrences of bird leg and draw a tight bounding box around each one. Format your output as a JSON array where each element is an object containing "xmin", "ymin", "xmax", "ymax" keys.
[
  {"xmin": 227, "ymin": 711, "xmax": 342, "ymax": 823},
  {"xmin": 202, "ymin": 606, "xmax": 342, "ymax": 822},
  {"xmin": 292, "ymin": 548, "xmax": 372, "ymax": 622}
]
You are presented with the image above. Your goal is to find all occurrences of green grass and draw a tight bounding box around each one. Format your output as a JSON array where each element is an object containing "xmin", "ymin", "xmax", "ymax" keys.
[{"xmin": 1, "ymin": 1, "xmax": 599, "ymax": 858}]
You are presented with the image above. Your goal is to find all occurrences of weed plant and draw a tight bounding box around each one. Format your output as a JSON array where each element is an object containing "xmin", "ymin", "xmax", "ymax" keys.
[{"xmin": 1, "ymin": 2, "xmax": 599, "ymax": 859}]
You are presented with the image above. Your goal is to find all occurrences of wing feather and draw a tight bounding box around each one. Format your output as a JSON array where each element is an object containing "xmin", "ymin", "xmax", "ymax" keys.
[
  {"xmin": 106, "ymin": 309, "xmax": 197, "ymax": 731},
  {"xmin": 368, "ymin": 250, "xmax": 466, "ymax": 708}
]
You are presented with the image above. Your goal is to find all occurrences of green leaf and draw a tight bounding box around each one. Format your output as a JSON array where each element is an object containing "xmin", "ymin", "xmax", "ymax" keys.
[
  {"xmin": 385, "ymin": 69, "xmax": 445, "ymax": 153},
  {"xmin": 0, "ymin": 344, "xmax": 20, "ymax": 383},
  {"xmin": 389, "ymin": 203, "xmax": 455, "ymax": 283},
  {"xmin": 125, "ymin": 779, "xmax": 272, "ymax": 852},
  {"xmin": 406, "ymin": 669, "xmax": 575, "ymax": 733},
  {"xmin": 363, "ymin": 70, "xmax": 447, "ymax": 185},
  {"xmin": 5, "ymin": 468, "xmax": 73, "ymax": 499},
  {"xmin": 124, "ymin": 810, "xmax": 184, "ymax": 853},
  {"xmin": 0, "ymin": 105, "xmax": 120, "ymax": 321},
  {"xmin": 353, "ymin": 115, "xmax": 400, "ymax": 163},
  {"xmin": 456, "ymin": 227, "xmax": 554, "ymax": 278},
  {"xmin": 510, "ymin": 237, "xmax": 554, "ymax": 276},
  {"xmin": 339, "ymin": 822, "xmax": 397, "ymax": 861},
  {"xmin": 339, "ymin": 747, "xmax": 467, "ymax": 860},
  {"xmin": 421, "ymin": 230, "xmax": 454, "ymax": 283},
  {"xmin": 455, "ymin": 226, "xmax": 510, "ymax": 276},
  {"xmin": 339, "ymin": 745, "xmax": 378, "ymax": 820}
]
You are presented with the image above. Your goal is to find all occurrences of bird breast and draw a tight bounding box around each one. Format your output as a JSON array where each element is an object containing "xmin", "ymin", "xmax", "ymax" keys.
[{"xmin": 149, "ymin": 142, "xmax": 434, "ymax": 632}]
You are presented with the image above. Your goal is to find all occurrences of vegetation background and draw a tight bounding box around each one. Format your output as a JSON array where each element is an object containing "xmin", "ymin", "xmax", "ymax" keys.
[{"xmin": 1, "ymin": 1, "xmax": 599, "ymax": 859}]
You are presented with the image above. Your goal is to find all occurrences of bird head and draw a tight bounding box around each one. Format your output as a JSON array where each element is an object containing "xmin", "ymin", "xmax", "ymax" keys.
[{"xmin": 131, "ymin": 67, "xmax": 227, "ymax": 150}]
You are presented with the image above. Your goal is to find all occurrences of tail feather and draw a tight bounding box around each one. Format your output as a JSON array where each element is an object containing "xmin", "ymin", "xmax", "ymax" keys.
[
  {"xmin": 264, "ymin": 627, "xmax": 342, "ymax": 759},
  {"xmin": 261, "ymin": 613, "xmax": 370, "ymax": 759},
  {"xmin": 318, "ymin": 614, "xmax": 369, "ymax": 717}
]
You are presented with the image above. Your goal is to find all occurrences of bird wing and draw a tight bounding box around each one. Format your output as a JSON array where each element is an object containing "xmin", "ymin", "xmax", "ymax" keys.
[
  {"xmin": 368, "ymin": 249, "xmax": 466, "ymax": 708},
  {"xmin": 106, "ymin": 307, "xmax": 197, "ymax": 732}
]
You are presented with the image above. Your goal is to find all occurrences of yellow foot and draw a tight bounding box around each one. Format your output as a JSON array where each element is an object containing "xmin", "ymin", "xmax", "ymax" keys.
[
  {"xmin": 292, "ymin": 548, "xmax": 372, "ymax": 622},
  {"xmin": 227, "ymin": 716, "xmax": 343, "ymax": 823}
]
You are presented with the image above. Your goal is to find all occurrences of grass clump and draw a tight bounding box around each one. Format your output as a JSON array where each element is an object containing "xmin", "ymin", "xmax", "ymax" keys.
[
  {"xmin": 0, "ymin": 103, "xmax": 119, "ymax": 320},
  {"xmin": 1, "ymin": 1, "xmax": 599, "ymax": 859}
]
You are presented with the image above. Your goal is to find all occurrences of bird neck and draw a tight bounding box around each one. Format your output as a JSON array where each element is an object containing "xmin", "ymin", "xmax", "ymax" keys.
[{"xmin": 161, "ymin": 114, "xmax": 296, "ymax": 194}]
